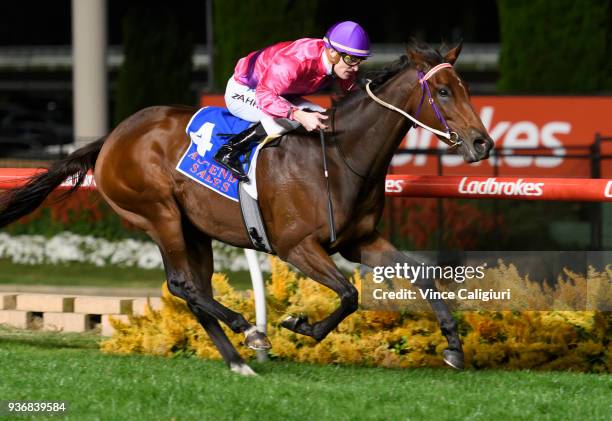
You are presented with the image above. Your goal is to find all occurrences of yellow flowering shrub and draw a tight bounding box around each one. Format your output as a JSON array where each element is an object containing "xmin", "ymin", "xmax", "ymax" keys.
[{"xmin": 101, "ymin": 258, "xmax": 612, "ymax": 372}]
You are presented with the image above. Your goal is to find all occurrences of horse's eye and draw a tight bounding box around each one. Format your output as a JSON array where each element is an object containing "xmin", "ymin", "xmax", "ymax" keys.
[{"xmin": 438, "ymin": 88, "xmax": 449, "ymax": 97}]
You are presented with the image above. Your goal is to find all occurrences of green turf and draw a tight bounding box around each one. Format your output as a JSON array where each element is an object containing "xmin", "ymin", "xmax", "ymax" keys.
[
  {"xmin": 0, "ymin": 327, "xmax": 610, "ymax": 421},
  {"xmin": 0, "ymin": 259, "xmax": 255, "ymax": 290}
]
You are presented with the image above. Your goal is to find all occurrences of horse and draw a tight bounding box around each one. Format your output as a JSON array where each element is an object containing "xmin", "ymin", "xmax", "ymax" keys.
[{"xmin": 0, "ymin": 41, "xmax": 493, "ymax": 375}]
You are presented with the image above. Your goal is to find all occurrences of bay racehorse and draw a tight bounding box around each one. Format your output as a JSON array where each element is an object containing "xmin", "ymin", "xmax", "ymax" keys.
[{"xmin": 0, "ymin": 41, "xmax": 493, "ymax": 375}]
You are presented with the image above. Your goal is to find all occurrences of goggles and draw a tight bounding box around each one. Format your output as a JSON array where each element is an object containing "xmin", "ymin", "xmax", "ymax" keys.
[{"xmin": 339, "ymin": 52, "xmax": 365, "ymax": 66}]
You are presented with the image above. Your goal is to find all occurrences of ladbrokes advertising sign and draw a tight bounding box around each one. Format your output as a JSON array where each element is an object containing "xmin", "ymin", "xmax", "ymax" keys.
[
  {"xmin": 391, "ymin": 97, "xmax": 612, "ymax": 178},
  {"xmin": 384, "ymin": 175, "xmax": 612, "ymax": 201},
  {"xmin": 201, "ymin": 95, "xmax": 612, "ymax": 178},
  {"xmin": 457, "ymin": 177, "xmax": 544, "ymax": 197}
]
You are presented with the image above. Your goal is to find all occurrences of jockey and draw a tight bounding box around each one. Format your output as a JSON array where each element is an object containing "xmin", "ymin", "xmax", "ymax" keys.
[{"xmin": 214, "ymin": 21, "xmax": 371, "ymax": 181}]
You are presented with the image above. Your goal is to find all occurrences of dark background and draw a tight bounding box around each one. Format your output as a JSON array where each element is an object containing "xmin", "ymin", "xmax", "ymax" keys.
[
  {"xmin": 0, "ymin": 1, "xmax": 500, "ymax": 46},
  {"xmin": 0, "ymin": 0, "xmax": 504, "ymax": 145}
]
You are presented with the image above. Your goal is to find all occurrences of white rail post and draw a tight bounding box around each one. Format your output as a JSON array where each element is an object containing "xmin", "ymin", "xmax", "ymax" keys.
[{"xmin": 244, "ymin": 249, "xmax": 268, "ymax": 362}]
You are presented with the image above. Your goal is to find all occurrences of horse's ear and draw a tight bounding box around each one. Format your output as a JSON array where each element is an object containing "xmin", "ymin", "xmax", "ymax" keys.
[
  {"xmin": 407, "ymin": 49, "xmax": 428, "ymax": 70},
  {"xmin": 444, "ymin": 41, "xmax": 463, "ymax": 65}
]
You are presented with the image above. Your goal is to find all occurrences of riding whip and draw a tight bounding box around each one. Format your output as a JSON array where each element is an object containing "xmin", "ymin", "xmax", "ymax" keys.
[{"xmin": 319, "ymin": 129, "xmax": 337, "ymax": 242}]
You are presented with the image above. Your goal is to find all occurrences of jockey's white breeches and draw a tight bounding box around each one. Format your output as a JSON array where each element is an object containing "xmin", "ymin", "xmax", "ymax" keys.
[{"xmin": 224, "ymin": 77, "xmax": 325, "ymax": 136}]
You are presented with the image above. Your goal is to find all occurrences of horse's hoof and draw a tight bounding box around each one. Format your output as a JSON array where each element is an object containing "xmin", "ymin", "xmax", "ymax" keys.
[
  {"xmin": 443, "ymin": 349, "xmax": 464, "ymax": 370},
  {"xmin": 280, "ymin": 315, "xmax": 307, "ymax": 331},
  {"xmin": 244, "ymin": 327, "xmax": 272, "ymax": 350},
  {"xmin": 230, "ymin": 362, "xmax": 257, "ymax": 376}
]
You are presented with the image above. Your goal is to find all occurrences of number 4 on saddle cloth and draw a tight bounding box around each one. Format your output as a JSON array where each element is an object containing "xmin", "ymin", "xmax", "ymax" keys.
[{"xmin": 176, "ymin": 106, "xmax": 275, "ymax": 202}]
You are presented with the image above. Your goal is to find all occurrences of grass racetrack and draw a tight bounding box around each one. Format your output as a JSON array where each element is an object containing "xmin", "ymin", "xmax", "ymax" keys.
[{"xmin": 1, "ymin": 328, "xmax": 611, "ymax": 420}]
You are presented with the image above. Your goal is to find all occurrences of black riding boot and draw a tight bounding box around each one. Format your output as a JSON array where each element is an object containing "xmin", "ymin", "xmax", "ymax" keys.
[{"xmin": 214, "ymin": 124, "xmax": 266, "ymax": 181}]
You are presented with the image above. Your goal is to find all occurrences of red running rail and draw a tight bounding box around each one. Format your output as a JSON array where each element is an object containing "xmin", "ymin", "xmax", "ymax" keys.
[
  {"xmin": 0, "ymin": 168, "xmax": 96, "ymax": 190},
  {"xmin": 1, "ymin": 169, "xmax": 611, "ymax": 202},
  {"xmin": 385, "ymin": 175, "xmax": 612, "ymax": 202}
]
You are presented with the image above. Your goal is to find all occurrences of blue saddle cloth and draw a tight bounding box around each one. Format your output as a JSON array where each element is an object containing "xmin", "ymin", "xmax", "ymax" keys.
[{"xmin": 176, "ymin": 107, "xmax": 255, "ymax": 202}]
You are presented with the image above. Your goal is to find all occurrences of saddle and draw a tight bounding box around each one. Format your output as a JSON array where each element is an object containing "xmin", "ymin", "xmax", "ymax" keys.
[{"xmin": 177, "ymin": 106, "xmax": 278, "ymax": 253}]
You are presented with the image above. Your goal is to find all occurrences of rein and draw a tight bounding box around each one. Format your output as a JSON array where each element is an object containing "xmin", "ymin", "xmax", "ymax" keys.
[
  {"xmin": 331, "ymin": 108, "xmax": 382, "ymax": 182},
  {"xmin": 365, "ymin": 62, "xmax": 462, "ymax": 147}
]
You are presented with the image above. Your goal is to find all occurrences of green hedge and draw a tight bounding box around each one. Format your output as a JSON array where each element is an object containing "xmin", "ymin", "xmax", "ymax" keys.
[
  {"xmin": 212, "ymin": 0, "xmax": 319, "ymax": 89},
  {"xmin": 497, "ymin": 0, "xmax": 611, "ymax": 93},
  {"xmin": 114, "ymin": 1, "xmax": 194, "ymax": 124}
]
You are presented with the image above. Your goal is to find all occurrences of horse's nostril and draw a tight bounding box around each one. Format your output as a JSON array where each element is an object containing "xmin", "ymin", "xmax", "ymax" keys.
[{"xmin": 473, "ymin": 138, "xmax": 487, "ymax": 154}]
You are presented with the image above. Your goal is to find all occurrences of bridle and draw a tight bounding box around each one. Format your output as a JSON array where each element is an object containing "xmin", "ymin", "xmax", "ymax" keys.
[
  {"xmin": 365, "ymin": 62, "xmax": 462, "ymax": 147},
  {"xmin": 332, "ymin": 62, "xmax": 463, "ymax": 182}
]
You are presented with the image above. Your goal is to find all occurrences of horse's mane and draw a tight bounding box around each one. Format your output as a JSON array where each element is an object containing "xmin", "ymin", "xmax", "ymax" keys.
[{"xmin": 332, "ymin": 39, "xmax": 444, "ymax": 110}]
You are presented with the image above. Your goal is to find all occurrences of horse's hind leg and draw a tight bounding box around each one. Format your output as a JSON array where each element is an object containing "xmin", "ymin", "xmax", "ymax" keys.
[
  {"xmin": 102, "ymin": 198, "xmax": 269, "ymax": 373},
  {"xmin": 152, "ymin": 207, "xmax": 270, "ymax": 348},
  {"xmin": 177, "ymin": 218, "xmax": 258, "ymax": 375}
]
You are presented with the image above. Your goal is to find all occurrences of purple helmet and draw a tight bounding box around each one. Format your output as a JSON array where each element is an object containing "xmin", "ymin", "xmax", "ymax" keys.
[{"xmin": 324, "ymin": 21, "xmax": 371, "ymax": 57}]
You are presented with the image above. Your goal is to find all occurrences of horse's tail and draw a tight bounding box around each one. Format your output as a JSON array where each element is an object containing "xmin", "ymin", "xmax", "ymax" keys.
[{"xmin": 0, "ymin": 136, "xmax": 107, "ymax": 228}]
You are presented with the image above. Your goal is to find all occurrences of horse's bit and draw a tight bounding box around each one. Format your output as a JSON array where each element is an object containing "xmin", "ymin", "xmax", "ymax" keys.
[{"xmin": 365, "ymin": 62, "xmax": 462, "ymax": 147}]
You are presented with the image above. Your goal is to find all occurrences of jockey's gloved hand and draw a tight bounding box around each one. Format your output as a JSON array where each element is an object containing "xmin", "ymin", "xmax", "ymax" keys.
[{"xmin": 293, "ymin": 109, "xmax": 328, "ymax": 132}]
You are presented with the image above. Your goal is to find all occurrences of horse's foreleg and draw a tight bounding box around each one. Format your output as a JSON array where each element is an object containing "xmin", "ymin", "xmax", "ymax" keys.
[
  {"xmin": 282, "ymin": 237, "xmax": 358, "ymax": 341},
  {"xmin": 340, "ymin": 234, "xmax": 464, "ymax": 369}
]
